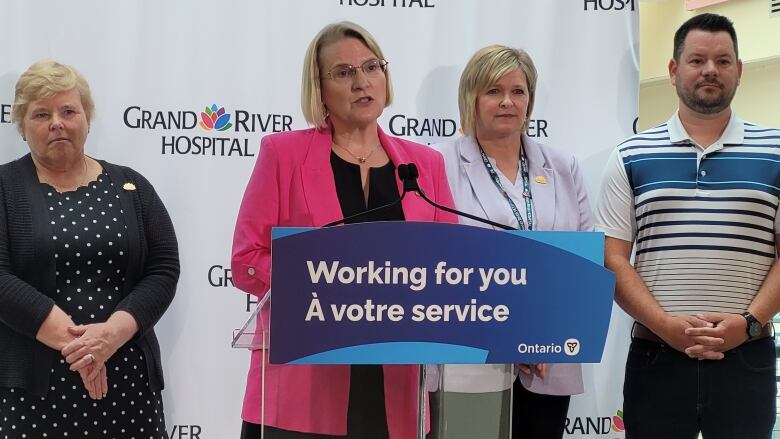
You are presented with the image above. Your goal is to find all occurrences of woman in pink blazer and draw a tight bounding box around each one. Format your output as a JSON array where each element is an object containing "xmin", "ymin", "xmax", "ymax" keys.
[{"xmin": 231, "ymin": 21, "xmax": 456, "ymax": 439}]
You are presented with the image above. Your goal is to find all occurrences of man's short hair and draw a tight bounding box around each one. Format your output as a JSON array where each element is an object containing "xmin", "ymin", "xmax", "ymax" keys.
[{"xmin": 673, "ymin": 13, "xmax": 738, "ymax": 61}]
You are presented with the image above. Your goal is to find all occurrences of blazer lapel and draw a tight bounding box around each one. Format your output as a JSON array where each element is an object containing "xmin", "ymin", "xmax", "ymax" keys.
[
  {"xmin": 523, "ymin": 135, "xmax": 556, "ymax": 230},
  {"xmin": 459, "ymin": 136, "xmax": 514, "ymax": 228},
  {"xmin": 300, "ymin": 126, "xmax": 343, "ymax": 226}
]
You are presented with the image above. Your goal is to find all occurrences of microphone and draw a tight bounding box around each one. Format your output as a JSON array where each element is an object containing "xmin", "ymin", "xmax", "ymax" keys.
[
  {"xmin": 398, "ymin": 164, "xmax": 420, "ymax": 192},
  {"xmin": 400, "ymin": 163, "xmax": 515, "ymax": 231}
]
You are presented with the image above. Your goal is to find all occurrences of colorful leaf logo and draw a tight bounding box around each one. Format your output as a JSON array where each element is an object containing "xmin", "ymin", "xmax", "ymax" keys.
[
  {"xmin": 199, "ymin": 104, "xmax": 233, "ymax": 132},
  {"xmin": 612, "ymin": 409, "xmax": 625, "ymax": 432}
]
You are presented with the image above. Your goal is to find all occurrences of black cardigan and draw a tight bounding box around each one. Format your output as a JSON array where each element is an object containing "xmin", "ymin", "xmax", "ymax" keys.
[{"xmin": 0, "ymin": 154, "xmax": 179, "ymax": 396}]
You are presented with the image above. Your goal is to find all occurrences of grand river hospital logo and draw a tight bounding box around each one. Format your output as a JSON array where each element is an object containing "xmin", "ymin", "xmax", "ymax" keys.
[
  {"xmin": 199, "ymin": 104, "xmax": 233, "ymax": 132},
  {"xmin": 122, "ymin": 102, "xmax": 293, "ymax": 156}
]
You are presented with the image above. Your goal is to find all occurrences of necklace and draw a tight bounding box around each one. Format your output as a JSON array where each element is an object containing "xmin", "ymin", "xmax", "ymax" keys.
[
  {"xmin": 38, "ymin": 156, "xmax": 90, "ymax": 193},
  {"xmin": 333, "ymin": 142, "xmax": 381, "ymax": 164}
]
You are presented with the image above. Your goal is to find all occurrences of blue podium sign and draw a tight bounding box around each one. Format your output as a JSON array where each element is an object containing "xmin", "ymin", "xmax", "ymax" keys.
[{"xmin": 269, "ymin": 222, "xmax": 615, "ymax": 365}]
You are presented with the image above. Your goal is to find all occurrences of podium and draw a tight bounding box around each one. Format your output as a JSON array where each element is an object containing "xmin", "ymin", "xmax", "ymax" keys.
[{"xmin": 233, "ymin": 222, "xmax": 615, "ymax": 438}]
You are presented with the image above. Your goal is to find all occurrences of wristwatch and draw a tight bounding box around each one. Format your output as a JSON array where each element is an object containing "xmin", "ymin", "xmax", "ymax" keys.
[{"xmin": 741, "ymin": 312, "xmax": 763, "ymax": 339}]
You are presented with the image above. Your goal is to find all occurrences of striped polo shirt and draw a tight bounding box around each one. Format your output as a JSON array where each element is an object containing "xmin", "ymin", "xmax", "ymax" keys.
[{"xmin": 595, "ymin": 112, "xmax": 780, "ymax": 314}]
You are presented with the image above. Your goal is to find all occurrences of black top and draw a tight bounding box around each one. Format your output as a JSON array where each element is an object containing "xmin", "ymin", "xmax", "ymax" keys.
[
  {"xmin": 330, "ymin": 151, "xmax": 401, "ymax": 439},
  {"xmin": 330, "ymin": 152, "xmax": 405, "ymax": 223},
  {"xmin": 0, "ymin": 154, "xmax": 179, "ymax": 396}
]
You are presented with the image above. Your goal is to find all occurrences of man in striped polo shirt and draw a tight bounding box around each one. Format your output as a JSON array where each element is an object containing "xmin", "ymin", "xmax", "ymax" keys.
[{"xmin": 596, "ymin": 13, "xmax": 780, "ymax": 438}]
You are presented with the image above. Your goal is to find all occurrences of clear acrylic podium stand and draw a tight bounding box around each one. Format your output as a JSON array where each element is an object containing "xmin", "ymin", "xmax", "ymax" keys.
[
  {"xmin": 231, "ymin": 292, "xmax": 269, "ymax": 350},
  {"xmin": 232, "ymin": 293, "xmax": 270, "ymax": 437},
  {"xmin": 430, "ymin": 364, "xmax": 515, "ymax": 439},
  {"xmin": 232, "ymin": 292, "xmax": 515, "ymax": 439}
]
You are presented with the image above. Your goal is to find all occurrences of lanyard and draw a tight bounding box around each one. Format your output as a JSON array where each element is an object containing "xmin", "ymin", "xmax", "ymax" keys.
[{"xmin": 477, "ymin": 144, "xmax": 534, "ymax": 230}]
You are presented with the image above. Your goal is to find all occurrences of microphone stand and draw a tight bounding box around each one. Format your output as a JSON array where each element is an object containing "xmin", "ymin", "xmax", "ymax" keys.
[
  {"xmin": 400, "ymin": 163, "xmax": 515, "ymax": 231},
  {"xmin": 324, "ymin": 163, "xmax": 516, "ymax": 230},
  {"xmin": 322, "ymin": 192, "xmax": 407, "ymax": 228},
  {"xmin": 416, "ymin": 189, "xmax": 514, "ymax": 230}
]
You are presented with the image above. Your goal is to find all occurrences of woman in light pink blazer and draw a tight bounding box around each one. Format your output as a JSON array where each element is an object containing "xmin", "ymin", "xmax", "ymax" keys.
[
  {"xmin": 231, "ymin": 21, "xmax": 456, "ymax": 439},
  {"xmin": 433, "ymin": 46, "xmax": 593, "ymax": 439}
]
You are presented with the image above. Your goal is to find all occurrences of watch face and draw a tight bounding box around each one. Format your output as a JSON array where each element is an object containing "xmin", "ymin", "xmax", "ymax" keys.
[{"xmin": 749, "ymin": 321, "xmax": 762, "ymax": 337}]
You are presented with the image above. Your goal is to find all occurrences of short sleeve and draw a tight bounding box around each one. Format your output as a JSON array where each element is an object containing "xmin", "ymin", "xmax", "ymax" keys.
[{"xmin": 594, "ymin": 148, "xmax": 635, "ymax": 242}]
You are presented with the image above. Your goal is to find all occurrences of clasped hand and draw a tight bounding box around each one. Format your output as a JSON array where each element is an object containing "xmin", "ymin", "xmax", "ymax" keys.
[
  {"xmin": 61, "ymin": 323, "xmax": 123, "ymax": 400},
  {"xmin": 658, "ymin": 313, "xmax": 747, "ymax": 360},
  {"xmin": 517, "ymin": 363, "xmax": 546, "ymax": 379}
]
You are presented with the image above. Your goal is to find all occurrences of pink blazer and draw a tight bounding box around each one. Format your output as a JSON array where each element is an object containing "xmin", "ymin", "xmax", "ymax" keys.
[{"xmin": 231, "ymin": 123, "xmax": 457, "ymax": 438}]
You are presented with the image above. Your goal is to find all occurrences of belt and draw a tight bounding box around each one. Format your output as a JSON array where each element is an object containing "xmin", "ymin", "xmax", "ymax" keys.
[
  {"xmin": 631, "ymin": 321, "xmax": 773, "ymax": 344},
  {"xmin": 630, "ymin": 322, "xmax": 664, "ymax": 343}
]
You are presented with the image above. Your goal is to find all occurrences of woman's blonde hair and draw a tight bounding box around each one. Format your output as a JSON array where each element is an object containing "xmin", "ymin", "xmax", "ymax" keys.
[
  {"xmin": 13, "ymin": 60, "xmax": 95, "ymax": 134},
  {"xmin": 301, "ymin": 21, "xmax": 393, "ymax": 129},
  {"xmin": 458, "ymin": 45, "xmax": 537, "ymax": 136}
]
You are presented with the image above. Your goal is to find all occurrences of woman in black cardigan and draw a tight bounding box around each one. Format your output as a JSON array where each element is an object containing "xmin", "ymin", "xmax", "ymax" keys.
[{"xmin": 0, "ymin": 60, "xmax": 179, "ymax": 438}]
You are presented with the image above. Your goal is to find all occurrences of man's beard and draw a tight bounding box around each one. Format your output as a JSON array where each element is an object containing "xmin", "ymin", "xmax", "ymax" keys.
[{"xmin": 677, "ymin": 80, "xmax": 736, "ymax": 115}]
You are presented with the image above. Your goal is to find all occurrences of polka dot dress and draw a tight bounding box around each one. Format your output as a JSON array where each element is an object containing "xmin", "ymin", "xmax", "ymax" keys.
[{"xmin": 0, "ymin": 173, "xmax": 166, "ymax": 439}]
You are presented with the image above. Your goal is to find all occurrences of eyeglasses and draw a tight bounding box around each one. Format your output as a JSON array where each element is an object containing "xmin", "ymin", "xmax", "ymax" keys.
[{"xmin": 324, "ymin": 59, "xmax": 388, "ymax": 82}]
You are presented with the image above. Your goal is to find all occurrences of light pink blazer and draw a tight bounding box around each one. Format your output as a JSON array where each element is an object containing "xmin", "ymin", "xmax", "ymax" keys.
[
  {"xmin": 231, "ymin": 123, "xmax": 457, "ymax": 438},
  {"xmin": 434, "ymin": 134, "xmax": 594, "ymax": 396}
]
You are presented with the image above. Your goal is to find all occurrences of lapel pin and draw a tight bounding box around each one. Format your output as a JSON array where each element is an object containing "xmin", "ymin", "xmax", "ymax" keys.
[
  {"xmin": 535, "ymin": 176, "xmax": 547, "ymax": 184},
  {"xmin": 123, "ymin": 182, "xmax": 137, "ymax": 191}
]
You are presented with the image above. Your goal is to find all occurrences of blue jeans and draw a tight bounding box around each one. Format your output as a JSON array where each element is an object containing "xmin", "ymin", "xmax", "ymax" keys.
[{"xmin": 623, "ymin": 337, "xmax": 776, "ymax": 439}]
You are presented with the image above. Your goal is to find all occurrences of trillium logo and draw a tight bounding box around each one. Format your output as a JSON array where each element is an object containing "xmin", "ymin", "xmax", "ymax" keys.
[
  {"xmin": 564, "ymin": 338, "xmax": 580, "ymax": 356},
  {"xmin": 199, "ymin": 104, "xmax": 233, "ymax": 132}
]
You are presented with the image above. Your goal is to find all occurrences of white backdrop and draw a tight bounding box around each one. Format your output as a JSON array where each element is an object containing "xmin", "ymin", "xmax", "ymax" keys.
[{"xmin": 0, "ymin": 1, "xmax": 638, "ymax": 437}]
